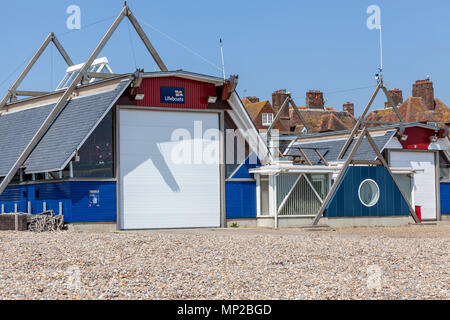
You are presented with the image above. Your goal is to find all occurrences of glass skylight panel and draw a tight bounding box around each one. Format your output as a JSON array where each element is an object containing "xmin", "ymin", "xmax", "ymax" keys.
[{"xmin": 56, "ymin": 57, "xmax": 113, "ymax": 90}]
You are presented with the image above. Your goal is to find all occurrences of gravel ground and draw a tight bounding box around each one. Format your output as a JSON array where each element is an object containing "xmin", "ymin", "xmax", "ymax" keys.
[{"xmin": 0, "ymin": 224, "xmax": 448, "ymax": 300}]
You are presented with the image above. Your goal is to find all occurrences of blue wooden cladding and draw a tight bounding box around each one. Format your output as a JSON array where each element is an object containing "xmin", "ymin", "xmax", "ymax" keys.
[
  {"xmin": 440, "ymin": 182, "xmax": 450, "ymax": 215},
  {"xmin": 226, "ymin": 181, "xmax": 257, "ymax": 219},
  {"xmin": 0, "ymin": 181, "xmax": 117, "ymax": 223},
  {"xmin": 324, "ymin": 166, "xmax": 410, "ymax": 217},
  {"xmin": 230, "ymin": 155, "xmax": 260, "ymax": 180},
  {"xmin": 225, "ymin": 154, "xmax": 259, "ymax": 219}
]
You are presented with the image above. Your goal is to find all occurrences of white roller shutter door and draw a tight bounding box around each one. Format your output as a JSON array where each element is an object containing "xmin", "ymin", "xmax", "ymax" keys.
[{"xmin": 119, "ymin": 109, "xmax": 221, "ymax": 229}]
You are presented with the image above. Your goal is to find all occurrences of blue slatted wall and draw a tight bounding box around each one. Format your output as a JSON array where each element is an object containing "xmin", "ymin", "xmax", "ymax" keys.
[
  {"xmin": 0, "ymin": 181, "xmax": 116, "ymax": 223},
  {"xmin": 225, "ymin": 154, "xmax": 258, "ymax": 219},
  {"xmin": 440, "ymin": 182, "xmax": 450, "ymax": 215},
  {"xmin": 325, "ymin": 166, "xmax": 410, "ymax": 217},
  {"xmin": 226, "ymin": 181, "xmax": 257, "ymax": 219}
]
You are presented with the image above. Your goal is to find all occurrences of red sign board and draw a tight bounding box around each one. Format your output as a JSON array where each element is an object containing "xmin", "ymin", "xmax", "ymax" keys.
[{"xmin": 136, "ymin": 76, "xmax": 216, "ymax": 109}]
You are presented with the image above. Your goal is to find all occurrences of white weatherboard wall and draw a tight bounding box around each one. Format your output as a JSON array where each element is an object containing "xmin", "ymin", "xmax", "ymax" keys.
[
  {"xmin": 390, "ymin": 151, "xmax": 437, "ymax": 220},
  {"xmin": 119, "ymin": 109, "xmax": 221, "ymax": 229}
]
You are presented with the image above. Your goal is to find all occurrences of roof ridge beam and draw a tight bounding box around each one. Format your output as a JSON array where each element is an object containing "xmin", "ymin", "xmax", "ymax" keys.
[
  {"xmin": 0, "ymin": 33, "xmax": 73, "ymax": 110},
  {"xmin": 125, "ymin": 9, "xmax": 168, "ymax": 72}
]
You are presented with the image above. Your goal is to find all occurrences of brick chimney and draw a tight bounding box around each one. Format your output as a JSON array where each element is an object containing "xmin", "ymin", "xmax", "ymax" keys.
[
  {"xmin": 384, "ymin": 89, "xmax": 403, "ymax": 109},
  {"xmin": 306, "ymin": 90, "xmax": 324, "ymax": 109},
  {"xmin": 343, "ymin": 102, "xmax": 354, "ymax": 116},
  {"xmin": 412, "ymin": 79, "xmax": 435, "ymax": 110},
  {"xmin": 272, "ymin": 89, "xmax": 290, "ymax": 129}
]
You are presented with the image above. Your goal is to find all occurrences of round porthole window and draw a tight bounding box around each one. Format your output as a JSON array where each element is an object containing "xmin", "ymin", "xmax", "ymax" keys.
[{"xmin": 358, "ymin": 179, "xmax": 380, "ymax": 207}]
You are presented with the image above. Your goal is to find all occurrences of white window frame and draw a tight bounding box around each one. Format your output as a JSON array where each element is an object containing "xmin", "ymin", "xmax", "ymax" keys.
[
  {"xmin": 262, "ymin": 113, "xmax": 273, "ymax": 126},
  {"xmin": 358, "ymin": 179, "xmax": 380, "ymax": 207}
]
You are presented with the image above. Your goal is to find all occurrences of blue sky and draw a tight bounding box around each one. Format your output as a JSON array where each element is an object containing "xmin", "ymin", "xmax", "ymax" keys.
[{"xmin": 0, "ymin": 0, "xmax": 449, "ymax": 116}]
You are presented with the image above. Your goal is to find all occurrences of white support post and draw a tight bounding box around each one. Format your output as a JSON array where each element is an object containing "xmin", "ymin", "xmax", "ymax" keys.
[
  {"xmin": 69, "ymin": 161, "xmax": 74, "ymax": 178},
  {"xmin": 435, "ymin": 151, "xmax": 441, "ymax": 221},
  {"xmin": 269, "ymin": 174, "xmax": 278, "ymax": 228},
  {"xmin": 256, "ymin": 174, "xmax": 261, "ymax": 217},
  {"xmin": 43, "ymin": 202, "xmax": 47, "ymax": 212},
  {"xmin": 59, "ymin": 202, "xmax": 63, "ymax": 215},
  {"xmin": 27, "ymin": 201, "xmax": 31, "ymax": 214},
  {"xmin": 1, "ymin": 204, "xmax": 4, "ymax": 214},
  {"xmin": 14, "ymin": 203, "xmax": 18, "ymax": 213}
]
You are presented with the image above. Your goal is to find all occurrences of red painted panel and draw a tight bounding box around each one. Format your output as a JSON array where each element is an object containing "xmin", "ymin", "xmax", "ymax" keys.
[
  {"xmin": 399, "ymin": 127, "xmax": 434, "ymax": 150},
  {"xmin": 136, "ymin": 77, "xmax": 216, "ymax": 109}
]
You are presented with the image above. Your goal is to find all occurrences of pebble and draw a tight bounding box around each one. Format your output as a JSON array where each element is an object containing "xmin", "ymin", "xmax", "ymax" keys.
[{"xmin": 0, "ymin": 224, "xmax": 448, "ymax": 300}]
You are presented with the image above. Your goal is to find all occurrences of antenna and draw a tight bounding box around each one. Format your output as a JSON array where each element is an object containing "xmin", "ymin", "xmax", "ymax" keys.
[
  {"xmin": 220, "ymin": 38, "xmax": 226, "ymax": 80},
  {"xmin": 379, "ymin": 24, "xmax": 383, "ymax": 80}
]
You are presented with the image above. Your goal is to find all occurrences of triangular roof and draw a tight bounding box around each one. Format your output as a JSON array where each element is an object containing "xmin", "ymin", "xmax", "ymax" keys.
[
  {"xmin": 24, "ymin": 80, "xmax": 130, "ymax": 174},
  {"xmin": 0, "ymin": 78, "xmax": 131, "ymax": 176},
  {"xmin": 244, "ymin": 100, "xmax": 270, "ymax": 121},
  {"xmin": 318, "ymin": 113, "xmax": 348, "ymax": 132}
]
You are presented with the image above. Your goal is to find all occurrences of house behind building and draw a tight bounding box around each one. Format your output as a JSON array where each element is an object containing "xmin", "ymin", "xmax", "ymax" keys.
[
  {"xmin": 365, "ymin": 78, "xmax": 450, "ymax": 127},
  {"xmin": 242, "ymin": 89, "xmax": 356, "ymax": 134}
]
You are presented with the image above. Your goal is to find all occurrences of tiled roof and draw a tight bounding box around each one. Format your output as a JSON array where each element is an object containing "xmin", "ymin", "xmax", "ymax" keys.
[
  {"xmin": 318, "ymin": 113, "xmax": 348, "ymax": 132},
  {"xmin": 244, "ymin": 100, "xmax": 269, "ymax": 121},
  {"xmin": 289, "ymin": 108, "xmax": 356, "ymax": 133},
  {"xmin": 243, "ymin": 98, "xmax": 356, "ymax": 133},
  {"xmin": 365, "ymin": 97, "xmax": 450, "ymax": 125}
]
